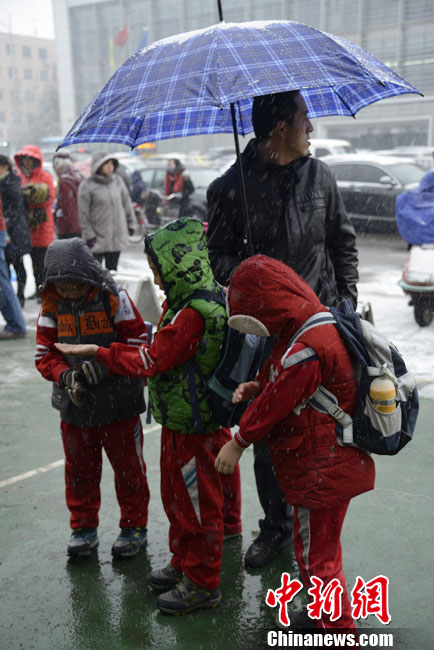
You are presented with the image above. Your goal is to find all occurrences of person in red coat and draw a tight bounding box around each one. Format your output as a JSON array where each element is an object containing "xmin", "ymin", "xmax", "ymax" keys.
[
  {"xmin": 14, "ymin": 145, "xmax": 55, "ymax": 301},
  {"xmin": 215, "ymin": 255, "xmax": 375, "ymax": 631},
  {"xmin": 52, "ymin": 152, "xmax": 84, "ymax": 239},
  {"xmin": 164, "ymin": 158, "xmax": 194, "ymax": 218}
]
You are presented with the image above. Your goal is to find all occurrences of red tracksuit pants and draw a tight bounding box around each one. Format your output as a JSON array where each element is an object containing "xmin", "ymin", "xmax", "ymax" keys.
[
  {"xmin": 160, "ymin": 426, "xmax": 241, "ymax": 591},
  {"xmin": 293, "ymin": 501, "xmax": 356, "ymax": 630},
  {"xmin": 61, "ymin": 415, "xmax": 150, "ymax": 530}
]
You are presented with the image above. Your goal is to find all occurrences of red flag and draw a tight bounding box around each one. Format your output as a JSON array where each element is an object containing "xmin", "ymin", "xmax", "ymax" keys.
[{"xmin": 114, "ymin": 24, "xmax": 129, "ymax": 47}]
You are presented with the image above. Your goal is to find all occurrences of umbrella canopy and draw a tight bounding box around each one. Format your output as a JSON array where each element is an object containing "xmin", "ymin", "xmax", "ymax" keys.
[{"xmin": 59, "ymin": 20, "xmax": 421, "ymax": 150}]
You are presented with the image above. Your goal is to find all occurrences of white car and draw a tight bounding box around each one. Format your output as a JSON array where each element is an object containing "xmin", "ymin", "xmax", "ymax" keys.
[{"xmin": 309, "ymin": 138, "xmax": 355, "ymax": 158}]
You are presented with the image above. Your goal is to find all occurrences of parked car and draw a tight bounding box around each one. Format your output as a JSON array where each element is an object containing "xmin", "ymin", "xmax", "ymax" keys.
[
  {"xmin": 138, "ymin": 163, "xmax": 220, "ymax": 222},
  {"xmin": 309, "ymin": 138, "xmax": 355, "ymax": 158},
  {"xmin": 139, "ymin": 152, "xmax": 206, "ymax": 167},
  {"xmin": 322, "ymin": 153, "xmax": 426, "ymax": 233},
  {"xmin": 205, "ymin": 146, "xmax": 237, "ymax": 162},
  {"xmin": 375, "ymin": 147, "xmax": 434, "ymax": 171}
]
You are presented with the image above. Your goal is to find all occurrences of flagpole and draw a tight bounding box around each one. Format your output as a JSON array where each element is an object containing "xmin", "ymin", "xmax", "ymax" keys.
[{"xmin": 217, "ymin": 0, "xmax": 254, "ymax": 256}]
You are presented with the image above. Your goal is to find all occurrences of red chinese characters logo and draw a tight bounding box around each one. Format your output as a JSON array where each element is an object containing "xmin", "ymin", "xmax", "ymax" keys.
[
  {"xmin": 307, "ymin": 576, "xmax": 343, "ymax": 622},
  {"xmin": 265, "ymin": 573, "xmax": 303, "ymax": 626},
  {"xmin": 351, "ymin": 575, "xmax": 391, "ymax": 624},
  {"xmin": 266, "ymin": 574, "xmax": 391, "ymax": 626}
]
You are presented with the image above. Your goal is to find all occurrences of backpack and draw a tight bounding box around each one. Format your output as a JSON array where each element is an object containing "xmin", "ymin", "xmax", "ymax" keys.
[
  {"xmin": 289, "ymin": 299, "xmax": 419, "ymax": 455},
  {"xmin": 183, "ymin": 289, "xmax": 273, "ymax": 431}
]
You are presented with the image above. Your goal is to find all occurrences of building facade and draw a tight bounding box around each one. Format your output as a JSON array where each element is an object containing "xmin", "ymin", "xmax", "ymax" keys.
[
  {"xmin": 0, "ymin": 32, "xmax": 59, "ymax": 153},
  {"xmin": 53, "ymin": 0, "xmax": 434, "ymax": 151}
]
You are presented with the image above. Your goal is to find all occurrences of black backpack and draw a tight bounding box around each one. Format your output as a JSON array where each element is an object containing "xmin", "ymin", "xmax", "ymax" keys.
[{"xmin": 182, "ymin": 289, "xmax": 273, "ymax": 432}]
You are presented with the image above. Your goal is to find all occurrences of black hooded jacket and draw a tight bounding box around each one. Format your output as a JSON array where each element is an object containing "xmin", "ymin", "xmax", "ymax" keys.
[
  {"xmin": 206, "ymin": 139, "xmax": 358, "ymax": 309},
  {"xmin": 40, "ymin": 238, "xmax": 145, "ymax": 426}
]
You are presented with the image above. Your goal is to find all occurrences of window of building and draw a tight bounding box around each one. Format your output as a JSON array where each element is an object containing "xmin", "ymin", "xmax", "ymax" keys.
[
  {"xmin": 24, "ymin": 68, "xmax": 33, "ymax": 80},
  {"xmin": 0, "ymin": 112, "xmax": 5, "ymax": 122},
  {"xmin": 292, "ymin": 0, "xmax": 322, "ymax": 29},
  {"xmin": 8, "ymin": 67, "xmax": 18, "ymax": 79},
  {"xmin": 39, "ymin": 48, "xmax": 47, "ymax": 60},
  {"xmin": 6, "ymin": 43, "xmax": 15, "ymax": 55},
  {"xmin": 0, "ymin": 89, "xmax": 3, "ymax": 99},
  {"xmin": 25, "ymin": 90, "xmax": 35, "ymax": 102},
  {"xmin": 365, "ymin": 0, "xmax": 399, "ymax": 27},
  {"xmin": 327, "ymin": 0, "xmax": 359, "ymax": 32},
  {"xmin": 40, "ymin": 69, "xmax": 49, "ymax": 81},
  {"xmin": 251, "ymin": 0, "xmax": 284, "ymax": 20},
  {"xmin": 10, "ymin": 89, "xmax": 21, "ymax": 103},
  {"xmin": 22, "ymin": 45, "xmax": 31, "ymax": 58},
  {"xmin": 404, "ymin": 0, "xmax": 434, "ymax": 21}
]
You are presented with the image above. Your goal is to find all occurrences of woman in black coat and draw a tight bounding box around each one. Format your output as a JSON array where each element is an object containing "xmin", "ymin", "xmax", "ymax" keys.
[{"xmin": 0, "ymin": 155, "xmax": 32, "ymax": 306}]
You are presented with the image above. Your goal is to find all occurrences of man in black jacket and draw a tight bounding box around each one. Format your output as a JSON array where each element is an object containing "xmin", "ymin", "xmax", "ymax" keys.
[{"xmin": 206, "ymin": 90, "xmax": 358, "ymax": 569}]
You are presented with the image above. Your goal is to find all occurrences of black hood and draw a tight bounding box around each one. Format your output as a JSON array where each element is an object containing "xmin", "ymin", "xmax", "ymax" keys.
[{"xmin": 42, "ymin": 237, "xmax": 119, "ymax": 296}]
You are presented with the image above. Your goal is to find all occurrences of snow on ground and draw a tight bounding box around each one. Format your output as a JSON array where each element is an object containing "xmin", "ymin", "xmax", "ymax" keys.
[{"xmin": 358, "ymin": 266, "xmax": 434, "ymax": 398}]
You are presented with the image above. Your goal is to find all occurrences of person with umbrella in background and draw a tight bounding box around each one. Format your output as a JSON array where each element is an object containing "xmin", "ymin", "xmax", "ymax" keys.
[
  {"xmin": 206, "ymin": 89, "xmax": 359, "ymax": 570},
  {"xmin": 78, "ymin": 153, "xmax": 136, "ymax": 272}
]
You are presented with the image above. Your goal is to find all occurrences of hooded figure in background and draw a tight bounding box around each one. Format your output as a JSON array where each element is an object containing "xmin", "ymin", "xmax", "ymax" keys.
[
  {"xmin": 14, "ymin": 144, "xmax": 55, "ymax": 301},
  {"xmin": 52, "ymin": 152, "xmax": 84, "ymax": 240},
  {"xmin": 78, "ymin": 153, "xmax": 136, "ymax": 271},
  {"xmin": 215, "ymin": 255, "xmax": 375, "ymax": 631}
]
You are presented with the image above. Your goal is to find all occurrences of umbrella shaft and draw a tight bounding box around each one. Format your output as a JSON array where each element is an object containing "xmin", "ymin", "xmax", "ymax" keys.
[{"xmin": 230, "ymin": 102, "xmax": 254, "ymax": 257}]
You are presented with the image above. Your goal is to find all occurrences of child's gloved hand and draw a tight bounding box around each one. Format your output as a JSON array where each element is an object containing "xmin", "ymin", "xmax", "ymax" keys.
[
  {"xmin": 81, "ymin": 359, "xmax": 108, "ymax": 385},
  {"xmin": 61, "ymin": 369, "xmax": 87, "ymax": 407}
]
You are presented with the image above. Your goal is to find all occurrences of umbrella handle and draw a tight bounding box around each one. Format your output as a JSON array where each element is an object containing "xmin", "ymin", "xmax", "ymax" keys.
[{"xmin": 230, "ymin": 102, "xmax": 254, "ymax": 257}]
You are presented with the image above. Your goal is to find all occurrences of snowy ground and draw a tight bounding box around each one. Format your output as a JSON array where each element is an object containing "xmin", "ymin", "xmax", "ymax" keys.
[{"xmin": 4, "ymin": 236, "xmax": 434, "ymax": 398}]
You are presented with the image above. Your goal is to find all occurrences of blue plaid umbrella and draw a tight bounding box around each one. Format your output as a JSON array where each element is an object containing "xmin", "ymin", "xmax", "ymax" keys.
[{"xmin": 59, "ymin": 20, "xmax": 421, "ymax": 149}]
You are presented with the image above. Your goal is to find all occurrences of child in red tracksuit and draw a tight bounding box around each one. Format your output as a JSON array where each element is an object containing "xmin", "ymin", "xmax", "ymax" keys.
[
  {"xmin": 215, "ymin": 255, "xmax": 375, "ymax": 632},
  {"xmin": 56, "ymin": 218, "xmax": 242, "ymax": 615},
  {"xmin": 36, "ymin": 237, "xmax": 150, "ymax": 559}
]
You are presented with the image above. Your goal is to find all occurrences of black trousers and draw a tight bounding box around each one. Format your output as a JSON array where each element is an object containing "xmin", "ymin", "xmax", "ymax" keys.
[
  {"xmin": 5, "ymin": 247, "xmax": 27, "ymax": 294},
  {"xmin": 253, "ymin": 439, "xmax": 293, "ymax": 535},
  {"xmin": 93, "ymin": 251, "xmax": 121, "ymax": 272},
  {"xmin": 30, "ymin": 247, "xmax": 48, "ymax": 294}
]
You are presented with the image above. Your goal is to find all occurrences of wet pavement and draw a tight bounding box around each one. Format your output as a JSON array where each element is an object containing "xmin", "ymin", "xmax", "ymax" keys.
[{"xmin": 1, "ymin": 247, "xmax": 434, "ymax": 649}]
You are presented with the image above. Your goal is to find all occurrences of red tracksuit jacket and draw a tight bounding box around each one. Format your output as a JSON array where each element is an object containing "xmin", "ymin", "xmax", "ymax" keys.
[{"xmin": 228, "ymin": 255, "xmax": 375, "ymax": 510}]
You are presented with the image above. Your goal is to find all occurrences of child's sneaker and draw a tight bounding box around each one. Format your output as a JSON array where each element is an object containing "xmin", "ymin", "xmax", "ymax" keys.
[
  {"xmin": 111, "ymin": 527, "xmax": 147, "ymax": 558},
  {"xmin": 146, "ymin": 563, "xmax": 183, "ymax": 592},
  {"xmin": 156, "ymin": 575, "xmax": 221, "ymax": 615},
  {"xmin": 67, "ymin": 528, "xmax": 98, "ymax": 557}
]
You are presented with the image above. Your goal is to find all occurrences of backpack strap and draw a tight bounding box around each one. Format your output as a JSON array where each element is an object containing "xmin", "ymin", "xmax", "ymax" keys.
[
  {"xmin": 289, "ymin": 311, "xmax": 354, "ymax": 444},
  {"xmin": 288, "ymin": 312, "xmax": 337, "ymax": 348},
  {"xmin": 308, "ymin": 385, "xmax": 354, "ymax": 444},
  {"xmin": 175, "ymin": 288, "xmax": 226, "ymax": 312},
  {"xmin": 177, "ymin": 288, "xmax": 225, "ymax": 435},
  {"xmin": 186, "ymin": 358, "xmax": 206, "ymax": 434}
]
